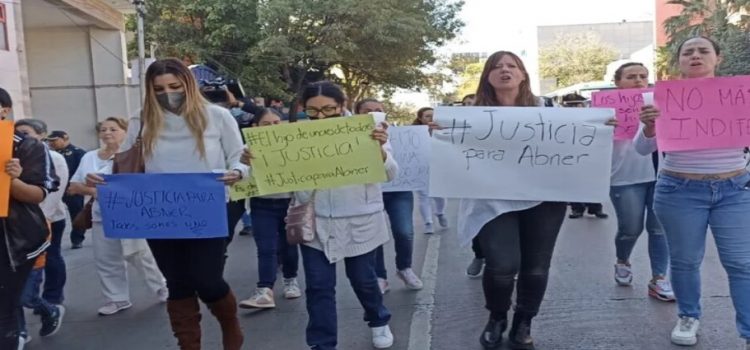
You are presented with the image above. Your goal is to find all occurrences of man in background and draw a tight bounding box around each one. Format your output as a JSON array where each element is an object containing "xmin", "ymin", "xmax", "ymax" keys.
[
  {"xmin": 562, "ymin": 93, "xmax": 608, "ymax": 219},
  {"xmin": 46, "ymin": 131, "xmax": 88, "ymax": 248}
]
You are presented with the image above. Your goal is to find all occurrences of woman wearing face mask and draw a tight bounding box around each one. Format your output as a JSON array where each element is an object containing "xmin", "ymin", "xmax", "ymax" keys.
[
  {"xmin": 243, "ymin": 81, "xmax": 396, "ymax": 349},
  {"xmin": 356, "ymin": 98, "xmax": 423, "ymax": 293},
  {"xmin": 635, "ymin": 36, "xmax": 750, "ymax": 348},
  {"xmin": 608, "ymin": 63, "xmax": 674, "ymax": 301},
  {"xmin": 86, "ymin": 59, "xmax": 248, "ymax": 350},
  {"xmin": 412, "ymin": 107, "xmax": 449, "ymax": 235},
  {"xmin": 452, "ymin": 51, "xmax": 587, "ymax": 350},
  {"xmin": 69, "ymin": 118, "xmax": 168, "ymax": 316},
  {"xmin": 238, "ymin": 108, "xmax": 301, "ymax": 309}
]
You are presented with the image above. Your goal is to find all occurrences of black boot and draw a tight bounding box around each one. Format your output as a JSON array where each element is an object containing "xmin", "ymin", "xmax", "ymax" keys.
[
  {"xmin": 479, "ymin": 314, "xmax": 507, "ymax": 349},
  {"xmin": 508, "ymin": 312, "xmax": 535, "ymax": 350}
]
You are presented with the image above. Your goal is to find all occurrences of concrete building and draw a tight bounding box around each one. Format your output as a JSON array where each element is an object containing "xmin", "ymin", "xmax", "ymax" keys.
[{"xmin": 0, "ymin": 0, "xmax": 139, "ymax": 149}]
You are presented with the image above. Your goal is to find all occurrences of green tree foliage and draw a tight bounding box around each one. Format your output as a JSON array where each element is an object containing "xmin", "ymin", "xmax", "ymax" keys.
[
  {"xmin": 129, "ymin": 0, "xmax": 262, "ymax": 89},
  {"xmin": 658, "ymin": 0, "xmax": 750, "ymax": 79},
  {"xmin": 131, "ymin": 0, "xmax": 463, "ymax": 108},
  {"xmin": 539, "ymin": 32, "xmax": 619, "ymax": 89}
]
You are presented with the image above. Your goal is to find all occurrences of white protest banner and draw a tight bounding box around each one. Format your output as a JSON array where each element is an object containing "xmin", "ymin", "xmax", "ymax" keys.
[
  {"xmin": 382, "ymin": 126, "xmax": 431, "ymax": 192},
  {"xmin": 429, "ymin": 106, "xmax": 615, "ymax": 202}
]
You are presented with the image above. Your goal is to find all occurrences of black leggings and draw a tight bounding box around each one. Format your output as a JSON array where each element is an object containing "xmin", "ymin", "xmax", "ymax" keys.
[
  {"xmin": 148, "ymin": 237, "xmax": 230, "ymax": 302},
  {"xmin": 477, "ymin": 202, "xmax": 566, "ymax": 318},
  {"xmin": 0, "ymin": 237, "xmax": 35, "ymax": 349}
]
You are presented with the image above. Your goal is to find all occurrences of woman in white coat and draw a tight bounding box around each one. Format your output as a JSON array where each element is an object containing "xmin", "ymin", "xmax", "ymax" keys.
[{"xmin": 69, "ymin": 117, "xmax": 167, "ymax": 316}]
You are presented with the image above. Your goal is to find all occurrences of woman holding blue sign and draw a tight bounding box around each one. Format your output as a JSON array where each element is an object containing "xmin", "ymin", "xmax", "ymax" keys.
[
  {"xmin": 69, "ymin": 117, "xmax": 168, "ymax": 317},
  {"xmin": 636, "ymin": 36, "xmax": 750, "ymax": 348},
  {"xmin": 86, "ymin": 59, "xmax": 248, "ymax": 350},
  {"xmin": 242, "ymin": 81, "xmax": 396, "ymax": 349}
]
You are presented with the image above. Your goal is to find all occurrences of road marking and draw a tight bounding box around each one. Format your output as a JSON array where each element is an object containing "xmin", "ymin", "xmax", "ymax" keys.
[{"xmin": 407, "ymin": 233, "xmax": 441, "ymax": 350}]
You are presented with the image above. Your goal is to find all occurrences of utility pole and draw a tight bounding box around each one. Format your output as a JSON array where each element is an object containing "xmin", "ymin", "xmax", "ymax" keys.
[{"xmin": 133, "ymin": 0, "xmax": 147, "ymax": 98}]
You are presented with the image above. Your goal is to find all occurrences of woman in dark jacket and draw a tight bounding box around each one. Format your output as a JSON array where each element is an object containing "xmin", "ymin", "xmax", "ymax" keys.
[{"xmin": 0, "ymin": 87, "xmax": 59, "ymax": 350}]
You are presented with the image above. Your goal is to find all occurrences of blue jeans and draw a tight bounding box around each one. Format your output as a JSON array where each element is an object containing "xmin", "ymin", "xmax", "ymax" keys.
[
  {"xmin": 17, "ymin": 268, "xmax": 57, "ymax": 334},
  {"xmin": 43, "ymin": 219, "xmax": 66, "ymax": 304},
  {"xmin": 653, "ymin": 172, "xmax": 750, "ymax": 339},
  {"xmin": 250, "ymin": 198, "xmax": 298, "ymax": 288},
  {"xmin": 301, "ymin": 245, "xmax": 391, "ymax": 350},
  {"xmin": 241, "ymin": 211, "xmax": 252, "ymax": 229},
  {"xmin": 610, "ymin": 182, "xmax": 669, "ymax": 277},
  {"xmin": 376, "ymin": 191, "xmax": 414, "ymax": 278}
]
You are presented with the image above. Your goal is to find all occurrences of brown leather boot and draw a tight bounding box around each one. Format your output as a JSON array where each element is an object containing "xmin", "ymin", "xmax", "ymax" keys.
[
  {"xmin": 207, "ymin": 290, "xmax": 244, "ymax": 350},
  {"xmin": 167, "ymin": 297, "xmax": 202, "ymax": 350}
]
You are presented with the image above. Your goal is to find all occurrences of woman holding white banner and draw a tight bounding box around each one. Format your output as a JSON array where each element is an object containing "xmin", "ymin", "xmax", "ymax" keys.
[
  {"xmin": 636, "ymin": 36, "xmax": 750, "ymax": 348},
  {"xmin": 412, "ymin": 107, "xmax": 449, "ymax": 236},
  {"xmin": 608, "ymin": 62, "xmax": 674, "ymax": 301},
  {"xmin": 241, "ymin": 82, "xmax": 396, "ymax": 349},
  {"xmin": 449, "ymin": 51, "xmax": 568, "ymax": 350},
  {"xmin": 355, "ymin": 98, "xmax": 424, "ymax": 293},
  {"xmin": 69, "ymin": 117, "xmax": 168, "ymax": 316}
]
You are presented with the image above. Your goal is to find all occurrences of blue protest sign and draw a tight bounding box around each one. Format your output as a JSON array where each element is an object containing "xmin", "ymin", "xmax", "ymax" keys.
[{"xmin": 97, "ymin": 173, "xmax": 229, "ymax": 239}]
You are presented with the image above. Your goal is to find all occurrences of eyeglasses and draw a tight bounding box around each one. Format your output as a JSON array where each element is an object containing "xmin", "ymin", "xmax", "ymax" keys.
[{"xmin": 305, "ymin": 105, "xmax": 339, "ymax": 119}]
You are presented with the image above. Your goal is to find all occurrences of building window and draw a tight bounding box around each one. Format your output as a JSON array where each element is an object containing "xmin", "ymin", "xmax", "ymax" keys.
[{"xmin": 0, "ymin": 4, "xmax": 8, "ymax": 51}]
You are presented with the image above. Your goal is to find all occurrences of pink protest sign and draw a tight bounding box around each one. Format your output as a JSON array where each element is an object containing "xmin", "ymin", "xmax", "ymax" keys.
[
  {"xmin": 592, "ymin": 88, "xmax": 652, "ymax": 140},
  {"xmin": 655, "ymin": 75, "xmax": 750, "ymax": 152}
]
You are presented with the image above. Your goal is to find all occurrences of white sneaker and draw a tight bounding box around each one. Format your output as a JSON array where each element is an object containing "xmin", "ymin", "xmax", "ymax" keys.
[
  {"xmin": 239, "ymin": 287, "xmax": 276, "ymax": 309},
  {"xmin": 378, "ymin": 278, "xmax": 390, "ymax": 295},
  {"xmin": 372, "ymin": 325, "xmax": 394, "ymax": 349},
  {"xmin": 648, "ymin": 278, "xmax": 676, "ymax": 302},
  {"xmin": 437, "ymin": 214, "xmax": 448, "ymax": 228},
  {"xmin": 157, "ymin": 287, "xmax": 169, "ymax": 303},
  {"xmin": 614, "ymin": 263, "xmax": 633, "ymax": 286},
  {"xmin": 283, "ymin": 278, "xmax": 302, "ymax": 299},
  {"xmin": 396, "ymin": 268, "xmax": 423, "ymax": 290},
  {"xmin": 98, "ymin": 301, "xmax": 132, "ymax": 316},
  {"xmin": 671, "ymin": 316, "xmax": 699, "ymax": 346},
  {"xmin": 424, "ymin": 223, "xmax": 434, "ymax": 234}
]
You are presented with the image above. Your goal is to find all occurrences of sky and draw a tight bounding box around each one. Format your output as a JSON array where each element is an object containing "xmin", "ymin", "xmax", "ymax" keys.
[
  {"xmin": 447, "ymin": 0, "xmax": 655, "ymax": 54},
  {"xmin": 393, "ymin": 0, "xmax": 657, "ymax": 106}
]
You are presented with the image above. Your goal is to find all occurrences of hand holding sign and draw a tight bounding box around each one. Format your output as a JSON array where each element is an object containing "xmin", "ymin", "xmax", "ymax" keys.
[
  {"xmin": 0, "ymin": 121, "xmax": 14, "ymax": 217},
  {"xmin": 242, "ymin": 115, "xmax": 387, "ymax": 195},
  {"xmin": 655, "ymin": 75, "xmax": 750, "ymax": 151},
  {"xmin": 592, "ymin": 88, "xmax": 652, "ymax": 140}
]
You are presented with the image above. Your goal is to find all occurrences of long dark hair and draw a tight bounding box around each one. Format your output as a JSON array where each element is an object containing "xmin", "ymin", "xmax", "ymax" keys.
[
  {"xmin": 250, "ymin": 108, "xmax": 284, "ymax": 126},
  {"xmin": 299, "ymin": 81, "xmax": 346, "ymax": 107},
  {"xmin": 474, "ymin": 51, "xmax": 537, "ymax": 107},
  {"xmin": 354, "ymin": 98, "xmax": 381, "ymax": 114},
  {"xmin": 413, "ymin": 107, "xmax": 433, "ymax": 125},
  {"xmin": 614, "ymin": 62, "xmax": 647, "ymax": 82}
]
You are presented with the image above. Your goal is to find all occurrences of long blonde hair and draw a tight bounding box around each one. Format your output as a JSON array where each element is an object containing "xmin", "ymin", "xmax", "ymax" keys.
[
  {"xmin": 474, "ymin": 51, "xmax": 538, "ymax": 107},
  {"xmin": 142, "ymin": 58, "xmax": 208, "ymax": 158}
]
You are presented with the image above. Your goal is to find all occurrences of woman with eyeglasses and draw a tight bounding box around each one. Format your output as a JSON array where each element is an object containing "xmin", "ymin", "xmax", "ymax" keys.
[{"xmin": 241, "ymin": 81, "xmax": 396, "ymax": 349}]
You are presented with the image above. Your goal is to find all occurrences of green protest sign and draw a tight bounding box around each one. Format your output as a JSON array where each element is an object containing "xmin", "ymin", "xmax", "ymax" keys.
[
  {"xmin": 229, "ymin": 177, "xmax": 260, "ymax": 201},
  {"xmin": 243, "ymin": 115, "xmax": 387, "ymax": 194}
]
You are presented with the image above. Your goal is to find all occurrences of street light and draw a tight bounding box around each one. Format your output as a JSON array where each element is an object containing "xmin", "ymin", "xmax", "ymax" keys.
[{"xmin": 132, "ymin": 0, "xmax": 146, "ymax": 98}]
